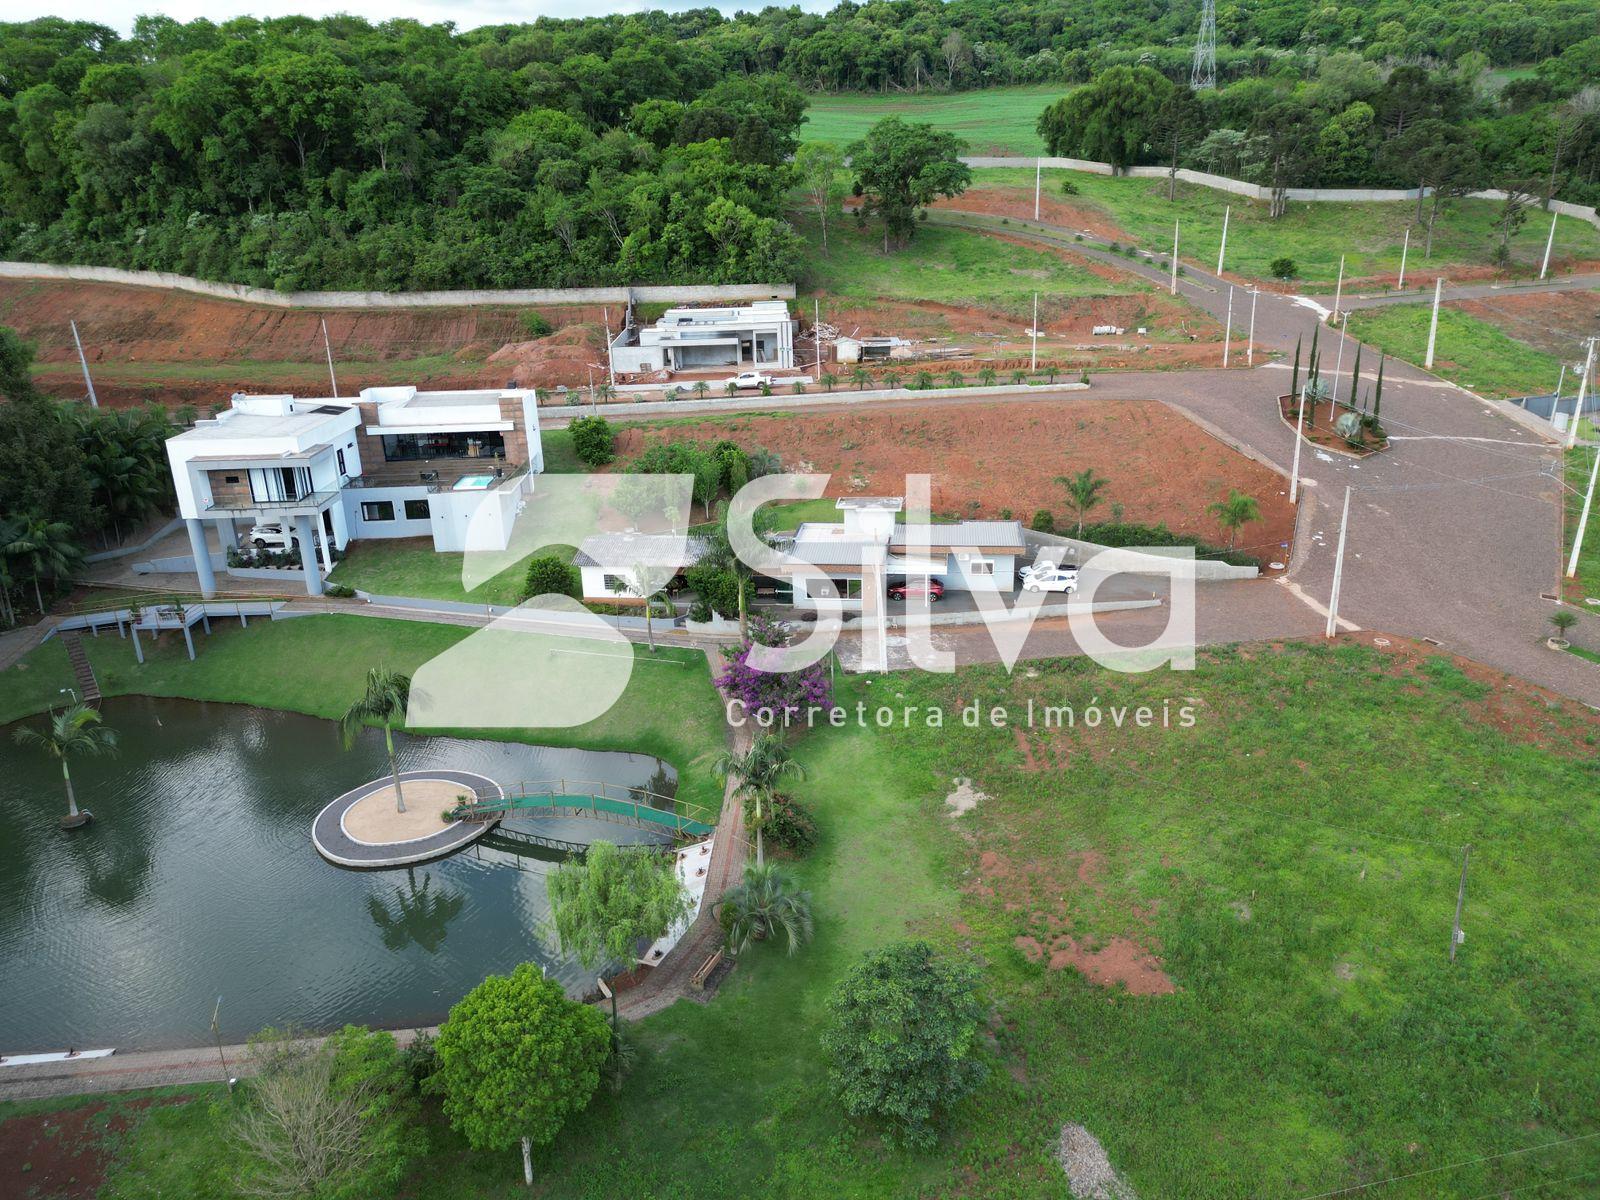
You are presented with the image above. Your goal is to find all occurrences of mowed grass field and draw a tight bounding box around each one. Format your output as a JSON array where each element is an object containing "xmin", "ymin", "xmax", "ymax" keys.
[
  {"xmin": 801, "ymin": 85, "xmax": 1062, "ymax": 155},
  {"xmin": 797, "ymin": 212, "xmax": 1145, "ymax": 314},
  {"xmin": 1345, "ymin": 303, "xmax": 1568, "ymax": 400},
  {"xmin": 7, "ymin": 638, "xmax": 1600, "ymax": 1198},
  {"xmin": 971, "ymin": 168, "xmax": 1600, "ymax": 287}
]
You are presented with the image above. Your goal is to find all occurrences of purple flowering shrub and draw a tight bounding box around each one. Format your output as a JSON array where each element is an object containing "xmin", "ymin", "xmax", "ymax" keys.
[{"xmin": 714, "ymin": 615, "xmax": 832, "ymax": 722}]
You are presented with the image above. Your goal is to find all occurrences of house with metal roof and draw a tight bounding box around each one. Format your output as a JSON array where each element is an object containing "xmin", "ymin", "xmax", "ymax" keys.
[{"xmin": 573, "ymin": 533, "xmax": 712, "ymax": 605}]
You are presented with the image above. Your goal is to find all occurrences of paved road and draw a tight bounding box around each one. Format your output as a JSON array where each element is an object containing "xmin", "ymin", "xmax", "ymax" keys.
[
  {"xmin": 549, "ymin": 210, "xmax": 1600, "ymax": 706},
  {"xmin": 1309, "ymin": 272, "xmax": 1600, "ymax": 312}
]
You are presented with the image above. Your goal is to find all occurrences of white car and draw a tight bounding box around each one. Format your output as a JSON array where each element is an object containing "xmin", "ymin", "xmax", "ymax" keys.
[
  {"xmin": 728, "ymin": 371, "xmax": 775, "ymax": 390},
  {"xmin": 1020, "ymin": 564, "xmax": 1079, "ymax": 593},
  {"xmin": 247, "ymin": 522, "xmax": 319, "ymax": 551}
]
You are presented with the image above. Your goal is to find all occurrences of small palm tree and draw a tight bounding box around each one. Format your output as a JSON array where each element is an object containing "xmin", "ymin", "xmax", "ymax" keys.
[
  {"xmin": 1207, "ymin": 489, "xmax": 1261, "ymax": 550},
  {"xmin": 340, "ymin": 668, "xmax": 414, "ymax": 813},
  {"xmin": 692, "ymin": 380, "xmax": 710, "ymax": 400},
  {"xmin": 979, "ymin": 367, "xmax": 998, "ymax": 386},
  {"xmin": 792, "ymin": 380, "xmax": 807, "ymax": 394},
  {"xmin": 610, "ymin": 563, "xmax": 674, "ymax": 653},
  {"xmin": 1055, "ymin": 468, "xmax": 1110, "ymax": 537},
  {"xmin": 4, "ymin": 516, "xmax": 82, "ymax": 614},
  {"xmin": 712, "ymin": 733, "xmax": 807, "ymax": 868},
  {"xmin": 945, "ymin": 370, "xmax": 964, "ymax": 388},
  {"xmin": 884, "ymin": 369, "xmax": 905, "ymax": 390},
  {"xmin": 717, "ymin": 862, "xmax": 813, "ymax": 956},
  {"xmin": 912, "ymin": 370, "xmax": 934, "ymax": 389},
  {"xmin": 821, "ymin": 372, "xmax": 839, "ymax": 393},
  {"xmin": 15, "ymin": 703, "xmax": 116, "ymax": 827},
  {"xmin": 724, "ymin": 380, "xmax": 739, "ymax": 397},
  {"xmin": 594, "ymin": 383, "xmax": 615, "ymax": 403},
  {"xmin": 851, "ymin": 367, "xmax": 872, "ymax": 390},
  {"xmin": 1010, "ymin": 370, "xmax": 1027, "ymax": 385}
]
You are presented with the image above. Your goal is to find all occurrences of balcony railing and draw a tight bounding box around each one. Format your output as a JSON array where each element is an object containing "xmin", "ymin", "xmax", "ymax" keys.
[{"xmin": 203, "ymin": 489, "xmax": 341, "ymax": 516}]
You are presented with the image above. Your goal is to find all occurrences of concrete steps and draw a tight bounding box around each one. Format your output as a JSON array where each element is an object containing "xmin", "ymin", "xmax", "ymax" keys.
[{"xmin": 61, "ymin": 634, "xmax": 101, "ymax": 705}]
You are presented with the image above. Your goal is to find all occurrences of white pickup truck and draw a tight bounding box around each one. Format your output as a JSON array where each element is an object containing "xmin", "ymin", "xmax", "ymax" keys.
[{"xmin": 727, "ymin": 370, "xmax": 775, "ymax": 390}]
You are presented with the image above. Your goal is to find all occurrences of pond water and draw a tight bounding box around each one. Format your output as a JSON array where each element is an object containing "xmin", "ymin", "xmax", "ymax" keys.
[{"xmin": 0, "ymin": 696, "xmax": 677, "ymax": 1053}]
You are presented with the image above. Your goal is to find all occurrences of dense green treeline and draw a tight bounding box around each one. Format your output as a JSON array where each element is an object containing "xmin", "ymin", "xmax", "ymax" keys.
[
  {"xmin": 0, "ymin": 16, "xmax": 808, "ymax": 290},
  {"xmin": 1, "ymin": 0, "xmax": 1597, "ymax": 290}
]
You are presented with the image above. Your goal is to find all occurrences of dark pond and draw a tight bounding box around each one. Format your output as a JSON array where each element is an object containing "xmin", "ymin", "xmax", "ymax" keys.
[{"xmin": 0, "ymin": 696, "xmax": 675, "ymax": 1052}]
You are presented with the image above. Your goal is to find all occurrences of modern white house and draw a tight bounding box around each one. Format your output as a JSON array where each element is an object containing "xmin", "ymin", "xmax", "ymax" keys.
[
  {"xmin": 778, "ymin": 498, "xmax": 1026, "ymax": 610},
  {"xmin": 608, "ymin": 301, "xmax": 797, "ymax": 376},
  {"xmin": 572, "ymin": 533, "xmax": 711, "ymax": 605},
  {"xmin": 165, "ymin": 386, "xmax": 543, "ymax": 597}
]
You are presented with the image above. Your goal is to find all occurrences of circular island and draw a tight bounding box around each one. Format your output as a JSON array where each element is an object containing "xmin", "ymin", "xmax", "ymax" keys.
[{"xmin": 311, "ymin": 769, "xmax": 502, "ymax": 869}]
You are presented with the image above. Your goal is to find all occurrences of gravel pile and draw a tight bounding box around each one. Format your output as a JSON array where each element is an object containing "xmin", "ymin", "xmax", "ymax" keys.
[{"xmin": 1056, "ymin": 1124, "xmax": 1138, "ymax": 1200}]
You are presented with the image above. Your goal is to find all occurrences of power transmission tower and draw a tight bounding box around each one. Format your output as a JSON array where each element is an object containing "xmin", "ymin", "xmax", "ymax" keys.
[{"xmin": 1191, "ymin": 0, "xmax": 1217, "ymax": 90}]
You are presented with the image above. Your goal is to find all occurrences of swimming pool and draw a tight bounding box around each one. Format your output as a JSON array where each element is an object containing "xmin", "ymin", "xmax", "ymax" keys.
[{"xmin": 453, "ymin": 474, "xmax": 496, "ymax": 491}]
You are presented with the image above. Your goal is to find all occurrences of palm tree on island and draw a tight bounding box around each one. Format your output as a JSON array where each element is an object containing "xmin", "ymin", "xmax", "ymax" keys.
[
  {"xmin": 15, "ymin": 703, "xmax": 117, "ymax": 829},
  {"xmin": 340, "ymin": 668, "xmax": 414, "ymax": 813}
]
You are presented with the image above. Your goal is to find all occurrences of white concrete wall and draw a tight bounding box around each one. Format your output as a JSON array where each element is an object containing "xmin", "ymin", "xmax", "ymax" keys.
[
  {"xmin": 961, "ymin": 158, "xmax": 1600, "ymax": 229},
  {"xmin": 0, "ymin": 262, "xmax": 795, "ymax": 307},
  {"xmin": 940, "ymin": 551, "xmax": 1016, "ymax": 591},
  {"xmin": 344, "ymin": 486, "xmax": 434, "ymax": 540}
]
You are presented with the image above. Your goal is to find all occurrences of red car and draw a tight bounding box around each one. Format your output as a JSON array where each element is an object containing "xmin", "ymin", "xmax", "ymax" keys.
[{"xmin": 888, "ymin": 578, "xmax": 945, "ymax": 602}]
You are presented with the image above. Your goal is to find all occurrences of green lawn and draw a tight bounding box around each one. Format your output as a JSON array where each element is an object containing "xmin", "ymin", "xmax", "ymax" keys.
[
  {"xmin": 972, "ymin": 168, "xmax": 1600, "ymax": 287},
  {"xmin": 1345, "ymin": 303, "xmax": 1566, "ymax": 399},
  {"xmin": 799, "ymin": 213, "xmax": 1144, "ymax": 315},
  {"xmin": 801, "ymin": 85, "xmax": 1064, "ymax": 155},
  {"xmin": 331, "ymin": 539, "xmax": 567, "ymax": 606},
  {"xmin": 9, "ymin": 640, "xmax": 1600, "ymax": 1197},
  {"xmin": 0, "ymin": 614, "xmax": 727, "ymax": 811}
]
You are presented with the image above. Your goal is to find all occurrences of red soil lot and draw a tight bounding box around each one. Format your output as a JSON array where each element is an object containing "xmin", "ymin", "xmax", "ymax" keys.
[{"xmin": 617, "ymin": 398, "xmax": 1296, "ymax": 558}]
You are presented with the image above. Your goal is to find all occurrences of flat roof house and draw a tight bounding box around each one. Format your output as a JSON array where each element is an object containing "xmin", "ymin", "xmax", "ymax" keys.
[
  {"xmin": 608, "ymin": 301, "xmax": 796, "ymax": 376},
  {"xmin": 778, "ymin": 498, "xmax": 1027, "ymax": 610},
  {"xmin": 166, "ymin": 386, "xmax": 543, "ymax": 597},
  {"xmin": 573, "ymin": 533, "xmax": 711, "ymax": 606}
]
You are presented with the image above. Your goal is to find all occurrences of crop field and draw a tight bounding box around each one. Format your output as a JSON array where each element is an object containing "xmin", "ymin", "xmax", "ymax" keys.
[{"xmin": 800, "ymin": 85, "xmax": 1063, "ymax": 155}]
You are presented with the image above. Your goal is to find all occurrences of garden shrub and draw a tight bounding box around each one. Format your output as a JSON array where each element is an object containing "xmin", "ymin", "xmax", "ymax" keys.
[
  {"xmin": 568, "ymin": 415, "xmax": 616, "ymax": 466},
  {"xmin": 523, "ymin": 554, "xmax": 580, "ymax": 600}
]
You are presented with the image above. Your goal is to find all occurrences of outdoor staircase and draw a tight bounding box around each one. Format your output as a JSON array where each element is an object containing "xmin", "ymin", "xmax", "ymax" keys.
[{"xmin": 61, "ymin": 635, "xmax": 102, "ymax": 706}]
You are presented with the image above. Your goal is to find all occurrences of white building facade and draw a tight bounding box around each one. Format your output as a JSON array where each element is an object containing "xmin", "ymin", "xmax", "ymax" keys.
[
  {"xmin": 609, "ymin": 301, "xmax": 796, "ymax": 376},
  {"xmin": 165, "ymin": 386, "xmax": 543, "ymax": 597}
]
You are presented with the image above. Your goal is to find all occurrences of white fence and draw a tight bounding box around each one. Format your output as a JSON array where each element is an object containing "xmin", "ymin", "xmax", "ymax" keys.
[
  {"xmin": 0, "ymin": 261, "xmax": 794, "ymax": 309},
  {"xmin": 963, "ymin": 158, "xmax": 1600, "ymax": 229}
]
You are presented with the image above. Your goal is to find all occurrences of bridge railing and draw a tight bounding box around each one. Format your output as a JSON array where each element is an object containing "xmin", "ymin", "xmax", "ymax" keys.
[{"xmin": 458, "ymin": 778, "xmax": 718, "ymax": 834}]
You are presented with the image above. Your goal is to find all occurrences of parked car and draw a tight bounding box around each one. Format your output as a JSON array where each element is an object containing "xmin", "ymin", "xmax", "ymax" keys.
[
  {"xmin": 1019, "ymin": 564, "xmax": 1079, "ymax": 593},
  {"xmin": 728, "ymin": 370, "xmax": 775, "ymax": 390},
  {"xmin": 888, "ymin": 577, "xmax": 945, "ymax": 602},
  {"xmin": 247, "ymin": 522, "xmax": 319, "ymax": 551}
]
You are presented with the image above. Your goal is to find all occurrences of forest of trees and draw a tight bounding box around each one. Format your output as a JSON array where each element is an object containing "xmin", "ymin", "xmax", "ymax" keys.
[{"xmin": 0, "ymin": 0, "xmax": 1597, "ymax": 290}]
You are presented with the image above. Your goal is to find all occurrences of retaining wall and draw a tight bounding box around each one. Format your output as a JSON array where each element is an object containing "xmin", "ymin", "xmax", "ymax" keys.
[
  {"xmin": 962, "ymin": 158, "xmax": 1600, "ymax": 229},
  {"xmin": 1024, "ymin": 529, "xmax": 1259, "ymax": 582},
  {"xmin": 0, "ymin": 261, "xmax": 794, "ymax": 309}
]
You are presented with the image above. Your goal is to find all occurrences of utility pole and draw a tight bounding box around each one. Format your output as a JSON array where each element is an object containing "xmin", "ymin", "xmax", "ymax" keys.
[
  {"xmin": 1331, "ymin": 254, "xmax": 1345, "ymax": 322},
  {"xmin": 1246, "ymin": 286, "xmax": 1259, "ymax": 366},
  {"xmin": 1216, "ymin": 206, "xmax": 1230, "ymax": 276},
  {"xmin": 1332, "ymin": 312, "xmax": 1349, "ymax": 391},
  {"xmin": 1030, "ymin": 292, "xmax": 1039, "ymax": 372},
  {"xmin": 320, "ymin": 318, "xmax": 339, "ymax": 398},
  {"xmin": 1034, "ymin": 157, "xmax": 1041, "ymax": 221},
  {"xmin": 1324, "ymin": 484, "xmax": 1352, "ymax": 638},
  {"xmin": 604, "ymin": 307, "xmax": 615, "ymax": 387},
  {"xmin": 1289, "ymin": 386, "xmax": 1307, "ymax": 504},
  {"xmin": 69, "ymin": 320, "xmax": 98, "ymax": 408},
  {"xmin": 1568, "ymin": 438, "xmax": 1600, "ymax": 579},
  {"xmin": 1540, "ymin": 210, "xmax": 1559, "ymax": 280},
  {"xmin": 1222, "ymin": 285, "xmax": 1234, "ymax": 367},
  {"xmin": 1397, "ymin": 227, "xmax": 1410, "ymax": 290},
  {"xmin": 1565, "ymin": 337, "xmax": 1596, "ymax": 450},
  {"xmin": 1169, "ymin": 221, "xmax": 1180, "ymax": 295},
  {"xmin": 1424, "ymin": 277, "xmax": 1444, "ymax": 369},
  {"xmin": 1449, "ymin": 845, "xmax": 1472, "ymax": 962},
  {"xmin": 814, "ymin": 298, "xmax": 822, "ymax": 374}
]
